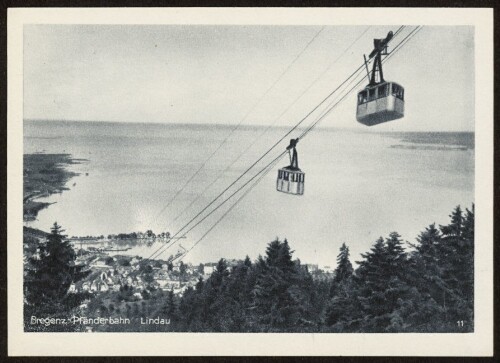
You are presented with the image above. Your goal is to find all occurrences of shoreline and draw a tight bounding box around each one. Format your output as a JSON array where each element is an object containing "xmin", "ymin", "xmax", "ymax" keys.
[{"xmin": 23, "ymin": 153, "xmax": 87, "ymax": 223}]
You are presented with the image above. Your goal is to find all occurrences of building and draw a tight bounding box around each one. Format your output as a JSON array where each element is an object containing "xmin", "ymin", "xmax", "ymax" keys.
[
  {"xmin": 81, "ymin": 281, "xmax": 91, "ymax": 292},
  {"xmin": 204, "ymin": 265, "xmax": 217, "ymax": 275},
  {"xmin": 133, "ymin": 292, "xmax": 143, "ymax": 300},
  {"xmin": 68, "ymin": 283, "xmax": 77, "ymax": 293},
  {"xmin": 90, "ymin": 280, "xmax": 109, "ymax": 292},
  {"xmin": 305, "ymin": 264, "xmax": 319, "ymax": 273},
  {"xmin": 157, "ymin": 279, "xmax": 181, "ymax": 291}
]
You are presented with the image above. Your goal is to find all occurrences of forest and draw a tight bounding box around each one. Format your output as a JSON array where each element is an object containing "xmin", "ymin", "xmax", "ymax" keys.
[{"xmin": 24, "ymin": 205, "xmax": 474, "ymax": 333}]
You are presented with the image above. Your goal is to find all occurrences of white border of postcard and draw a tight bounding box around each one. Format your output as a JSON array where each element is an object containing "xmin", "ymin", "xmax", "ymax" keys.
[{"xmin": 7, "ymin": 7, "xmax": 493, "ymax": 356}]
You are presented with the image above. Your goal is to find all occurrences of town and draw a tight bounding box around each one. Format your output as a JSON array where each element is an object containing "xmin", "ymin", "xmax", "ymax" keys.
[
  {"xmin": 70, "ymin": 245, "xmax": 334, "ymax": 298},
  {"xmin": 24, "ymin": 225, "xmax": 335, "ymax": 332}
]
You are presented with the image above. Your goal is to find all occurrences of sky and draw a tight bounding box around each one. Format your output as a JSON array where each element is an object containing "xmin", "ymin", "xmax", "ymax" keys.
[{"xmin": 24, "ymin": 25, "xmax": 474, "ymax": 132}]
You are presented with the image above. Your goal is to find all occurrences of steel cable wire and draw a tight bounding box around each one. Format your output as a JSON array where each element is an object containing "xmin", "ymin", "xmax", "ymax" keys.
[
  {"xmin": 172, "ymin": 26, "xmax": 374, "ymax": 224},
  {"xmin": 152, "ymin": 26, "xmax": 327, "ymax": 223},
  {"xmin": 144, "ymin": 26, "xmax": 410, "ymax": 262},
  {"xmin": 176, "ymin": 26, "xmax": 423, "ymax": 261}
]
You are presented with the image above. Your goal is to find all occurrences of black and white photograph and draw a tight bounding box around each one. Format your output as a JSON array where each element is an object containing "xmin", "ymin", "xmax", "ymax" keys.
[{"xmin": 7, "ymin": 7, "xmax": 493, "ymax": 357}]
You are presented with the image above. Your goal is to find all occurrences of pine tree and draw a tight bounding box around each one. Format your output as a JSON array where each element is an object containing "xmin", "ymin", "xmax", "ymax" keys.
[
  {"xmin": 25, "ymin": 222, "xmax": 90, "ymax": 309},
  {"xmin": 210, "ymin": 258, "xmax": 229, "ymax": 290},
  {"xmin": 334, "ymin": 243, "xmax": 353, "ymax": 284},
  {"xmin": 352, "ymin": 237, "xmax": 389, "ymax": 331},
  {"xmin": 252, "ymin": 239, "xmax": 315, "ymax": 332},
  {"xmin": 352, "ymin": 234, "xmax": 415, "ymax": 332},
  {"xmin": 385, "ymin": 232, "xmax": 406, "ymax": 269},
  {"xmin": 410, "ymin": 226, "xmax": 446, "ymax": 301},
  {"xmin": 198, "ymin": 258, "xmax": 230, "ymax": 331},
  {"xmin": 177, "ymin": 286, "xmax": 197, "ymax": 331},
  {"xmin": 462, "ymin": 204, "xmax": 474, "ymax": 298},
  {"xmin": 24, "ymin": 222, "xmax": 91, "ymax": 331},
  {"xmin": 411, "ymin": 223, "xmax": 442, "ymax": 270},
  {"xmin": 161, "ymin": 288, "xmax": 177, "ymax": 320},
  {"xmin": 330, "ymin": 242, "xmax": 354, "ymax": 297},
  {"xmin": 171, "ymin": 205, "xmax": 474, "ymax": 333},
  {"xmin": 355, "ymin": 237, "xmax": 388, "ymax": 298},
  {"xmin": 461, "ymin": 204, "xmax": 475, "ymax": 329},
  {"xmin": 440, "ymin": 205, "xmax": 463, "ymax": 238},
  {"xmin": 382, "ymin": 232, "xmax": 419, "ymax": 332},
  {"xmin": 265, "ymin": 239, "xmax": 296, "ymax": 274},
  {"xmin": 220, "ymin": 261, "xmax": 249, "ymax": 331},
  {"xmin": 326, "ymin": 243, "xmax": 356, "ymax": 330},
  {"xmin": 404, "ymin": 223, "xmax": 447, "ymax": 329},
  {"xmin": 436, "ymin": 205, "xmax": 474, "ymax": 330},
  {"xmin": 462, "ymin": 204, "xmax": 474, "ymax": 241},
  {"xmin": 404, "ymin": 206, "xmax": 474, "ymax": 332}
]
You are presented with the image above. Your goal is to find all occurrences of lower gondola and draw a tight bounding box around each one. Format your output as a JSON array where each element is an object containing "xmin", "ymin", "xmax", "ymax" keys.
[{"xmin": 276, "ymin": 138, "xmax": 305, "ymax": 196}]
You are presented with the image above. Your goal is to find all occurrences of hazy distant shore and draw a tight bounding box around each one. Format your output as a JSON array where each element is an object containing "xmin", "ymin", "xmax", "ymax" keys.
[{"xmin": 23, "ymin": 153, "xmax": 87, "ymax": 222}]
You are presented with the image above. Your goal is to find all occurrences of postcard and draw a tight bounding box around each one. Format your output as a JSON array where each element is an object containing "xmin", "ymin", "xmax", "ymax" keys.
[{"xmin": 7, "ymin": 7, "xmax": 493, "ymax": 356}]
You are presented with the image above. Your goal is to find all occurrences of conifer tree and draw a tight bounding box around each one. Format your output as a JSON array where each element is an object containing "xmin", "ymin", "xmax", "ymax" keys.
[
  {"xmin": 440, "ymin": 205, "xmax": 463, "ymax": 238},
  {"xmin": 355, "ymin": 237, "xmax": 388, "ymax": 296},
  {"xmin": 265, "ymin": 239, "xmax": 296, "ymax": 273},
  {"xmin": 408, "ymin": 223, "xmax": 446, "ymax": 324},
  {"xmin": 330, "ymin": 242, "xmax": 354, "ymax": 297},
  {"xmin": 252, "ymin": 239, "xmax": 313, "ymax": 331},
  {"xmin": 436, "ymin": 205, "xmax": 474, "ymax": 329},
  {"xmin": 25, "ymin": 222, "xmax": 91, "ymax": 331},
  {"xmin": 334, "ymin": 243, "xmax": 354, "ymax": 284},
  {"xmin": 408, "ymin": 224, "xmax": 445, "ymax": 308},
  {"xmin": 220, "ymin": 260, "xmax": 252, "ymax": 331},
  {"xmin": 210, "ymin": 258, "xmax": 229, "ymax": 290},
  {"xmin": 326, "ymin": 243, "xmax": 357, "ymax": 331},
  {"xmin": 381, "ymin": 232, "xmax": 421, "ymax": 332},
  {"xmin": 199, "ymin": 259, "xmax": 230, "ymax": 331},
  {"xmin": 177, "ymin": 286, "xmax": 196, "ymax": 330},
  {"xmin": 25, "ymin": 222, "xmax": 90, "ymax": 310},
  {"xmin": 240, "ymin": 255, "xmax": 255, "ymax": 308},
  {"xmin": 385, "ymin": 232, "xmax": 406, "ymax": 271},
  {"xmin": 352, "ymin": 234, "xmax": 416, "ymax": 332},
  {"xmin": 161, "ymin": 288, "xmax": 177, "ymax": 320},
  {"xmin": 416, "ymin": 223, "xmax": 441, "ymax": 257},
  {"xmin": 353, "ymin": 237, "xmax": 389, "ymax": 330},
  {"xmin": 171, "ymin": 205, "xmax": 474, "ymax": 333},
  {"xmin": 462, "ymin": 204, "xmax": 474, "ymax": 302}
]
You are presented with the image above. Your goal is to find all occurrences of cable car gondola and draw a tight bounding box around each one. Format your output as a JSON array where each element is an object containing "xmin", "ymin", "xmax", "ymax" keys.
[
  {"xmin": 276, "ymin": 138, "xmax": 304, "ymax": 195},
  {"xmin": 356, "ymin": 31, "xmax": 405, "ymax": 126}
]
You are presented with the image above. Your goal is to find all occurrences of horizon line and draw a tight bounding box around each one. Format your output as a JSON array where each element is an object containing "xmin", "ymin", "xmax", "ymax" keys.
[{"xmin": 24, "ymin": 119, "xmax": 475, "ymax": 133}]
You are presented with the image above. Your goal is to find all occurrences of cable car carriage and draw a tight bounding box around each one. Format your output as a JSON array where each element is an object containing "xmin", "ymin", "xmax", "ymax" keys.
[
  {"xmin": 276, "ymin": 138, "xmax": 304, "ymax": 195},
  {"xmin": 356, "ymin": 31, "xmax": 405, "ymax": 126}
]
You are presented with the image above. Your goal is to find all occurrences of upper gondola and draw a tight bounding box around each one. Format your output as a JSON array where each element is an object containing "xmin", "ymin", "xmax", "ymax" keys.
[{"xmin": 356, "ymin": 31, "xmax": 405, "ymax": 126}]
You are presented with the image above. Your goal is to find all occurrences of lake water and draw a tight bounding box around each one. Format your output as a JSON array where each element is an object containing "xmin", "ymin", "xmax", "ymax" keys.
[{"xmin": 24, "ymin": 120, "xmax": 474, "ymax": 266}]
